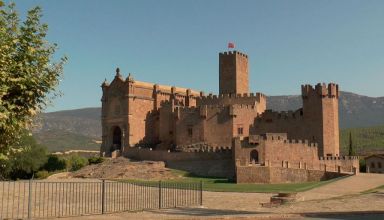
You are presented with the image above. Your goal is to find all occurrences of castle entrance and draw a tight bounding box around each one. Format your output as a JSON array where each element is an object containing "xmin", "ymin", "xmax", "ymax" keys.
[
  {"xmin": 250, "ymin": 150, "xmax": 259, "ymax": 163},
  {"xmin": 112, "ymin": 126, "xmax": 122, "ymax": 151}
]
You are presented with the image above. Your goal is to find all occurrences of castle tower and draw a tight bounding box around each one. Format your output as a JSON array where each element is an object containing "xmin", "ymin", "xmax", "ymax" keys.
[
  {"xmin": 302, "ymin": 83, "xmax": 340, "ymax": 157},
  {"xmin": 219, "ymin": 51, "xmax": 249, "ymax": 95}
]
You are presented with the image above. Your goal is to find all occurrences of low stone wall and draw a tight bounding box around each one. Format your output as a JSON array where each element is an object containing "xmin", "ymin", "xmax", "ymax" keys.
[
  {"xmin": 236, "ymin": 166, "xmax": 348, "ymax": 184},
  {"xmin": 167, "ymin": 159, "xmax": 234, "ymax": 178},
  {"xmin": 123, "ymin": 147, "xmax": 234, "ymax": 178}
]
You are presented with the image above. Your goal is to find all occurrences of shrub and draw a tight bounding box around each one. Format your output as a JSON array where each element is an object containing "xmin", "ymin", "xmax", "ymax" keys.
[
  {"xmin": 68, "ymin": 155, "xmax": 88, "ymax": 171},
  {"xmin": 44, "ymin": 155, "xmax": 67, "ymax": 172},
  {"xmin": 88, "ymin": 156, "xmax": 104, "ymax": 165},
  {"xmin": 35, "ymin": 170, "xmax": 50, "ymax": 179}
]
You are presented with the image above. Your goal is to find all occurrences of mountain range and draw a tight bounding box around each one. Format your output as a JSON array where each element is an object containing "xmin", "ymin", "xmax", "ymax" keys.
[{"xmin": 32, "ymin": 91, "xmax": 384, "ymax": 152}]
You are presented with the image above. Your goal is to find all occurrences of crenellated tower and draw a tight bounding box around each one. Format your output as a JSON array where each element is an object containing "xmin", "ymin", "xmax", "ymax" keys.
[
  {"xmin": 219, "ymin": 51, "xmax": 249, "ymax": 95},
  {"xmin": 301, "ymin": 83, "xmax": 339, "ymax": 157}
]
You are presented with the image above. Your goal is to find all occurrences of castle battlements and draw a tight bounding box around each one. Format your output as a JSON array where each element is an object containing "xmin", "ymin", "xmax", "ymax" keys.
[
  {"xmin": 302, "ymin": 83, "xmax": 339, "ymax": 99},
  {"xmin": 248, "ymin": 134, "xmax": 318, "ymax": 147},
  {"xmin": 319, "ymin": 156, "xmax": 359, "ymax": 161},
  {"xmin": 231, "ymin": 104, "xmax": 258, "ymax": 110},
  {"xmin": 256, "ymin": 109, "xmax": 304, "ymax": 121},
  {"xmin": 219, "ymin": 50, "xmax": 248, "ymax": 58},
  {"xmin": 174, "ymin": 105, "xmax": 199, "ymax": 113},
  {"xmin": 197, "ymin": 92, "xmax": 266, "ymax": 108},
  {"xmin": 200, "ymin": 92, "xmax": 265, "ymax": 100}
]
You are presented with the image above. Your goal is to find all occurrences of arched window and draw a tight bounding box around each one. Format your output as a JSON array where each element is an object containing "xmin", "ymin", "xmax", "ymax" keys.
[
  {"xmin": 250, "ymin": 150, "xmax": 259, "ymax": 163},
  {"xmin": 378, "ymin": 162, "xmax": 382, "ymax": 169}
]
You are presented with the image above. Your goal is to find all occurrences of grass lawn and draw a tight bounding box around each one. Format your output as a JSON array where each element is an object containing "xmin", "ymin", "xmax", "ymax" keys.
[{"xmin": 120, "ymin": 170, "xmax": 349, "ymax": 193}]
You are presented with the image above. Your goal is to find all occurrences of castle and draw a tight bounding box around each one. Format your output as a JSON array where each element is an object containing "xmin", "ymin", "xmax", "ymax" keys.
[{"xmin": 100, "ymin": 50, "xmax": 359, "ymax": 183}]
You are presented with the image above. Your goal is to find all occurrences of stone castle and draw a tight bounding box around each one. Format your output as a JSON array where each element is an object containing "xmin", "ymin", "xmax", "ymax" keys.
[{"xmin": 100, "ymin": 50, "xmax": 359, "ymax": 183}]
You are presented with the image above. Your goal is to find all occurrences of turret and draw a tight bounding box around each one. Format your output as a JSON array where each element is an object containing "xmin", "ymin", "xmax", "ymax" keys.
[{"xmin": 302, "ymin": 83, "xmax": 340, "ymax": 157}]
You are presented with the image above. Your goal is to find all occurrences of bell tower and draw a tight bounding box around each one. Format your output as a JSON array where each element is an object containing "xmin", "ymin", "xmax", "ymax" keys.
[{"xmin": 219, "ymin": 51, "xmax": 249, "ymax": 95}]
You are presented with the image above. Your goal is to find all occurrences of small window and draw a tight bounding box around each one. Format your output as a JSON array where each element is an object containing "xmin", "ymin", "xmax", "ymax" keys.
[
  {"xmin": 371, "ymin": 162, "xmax": 375, "ymax": 168},
  {"xmin": 378, "ymin": 162, "xmax": 382, "ymax": 169},
  {"xmin": 266, "ymin": 119, "xmax": 273, "ymax": 123},
  {"xmin": 187, "ymin": 127, "xmax": 193, "ymax": 137},
  {"xmin": 237, "ymin": 126, "xmax": 243, "ymax": 135}
]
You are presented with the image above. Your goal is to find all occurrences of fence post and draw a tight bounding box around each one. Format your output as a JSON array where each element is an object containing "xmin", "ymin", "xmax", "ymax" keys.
[
  {"xmin": 28, "ymin": 179, "xmax": 32, "ymax": 219},
  {"xmin": 158, "ymin": 181, "xmax": 162, "ymax": 209},
  {"xmin": 101, "ymin": 180, "xmax": 105, "ymax": 214},
  {"xmin": 199, "ymin": 181, "xmax": 203, "ymax": 206}
]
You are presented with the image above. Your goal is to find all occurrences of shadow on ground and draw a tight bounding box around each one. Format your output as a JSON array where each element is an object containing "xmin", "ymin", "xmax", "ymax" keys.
[
  {"xmin": 146, "ymin": 207, "xmax": 270, "ymax": 217},
  {"xmin": 301, "ymin": 211, "xmax": 384, "ymax": 220}
]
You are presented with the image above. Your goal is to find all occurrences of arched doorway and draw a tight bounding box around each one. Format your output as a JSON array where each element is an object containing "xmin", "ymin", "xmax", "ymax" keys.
[
  {"xmin": 112, "ymin": 126, "xmax": 122, "ymax": 151},
  {"xmin": 250, "ymin": 150, "xmax": 259, "ymax": 163}
]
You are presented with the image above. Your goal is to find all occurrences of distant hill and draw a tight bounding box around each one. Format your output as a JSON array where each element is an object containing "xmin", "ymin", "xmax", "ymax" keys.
[
  {"xmin": 33, "ymin": 91, "xmax": 384, "ymax": 152},
  {"xmin": 33, "ymin": 129, "xmax": 100, "ymax": 152},
  {"xmin": 340, "ymin": 125, "xmax": 384, "ymax": 156},
  {"xmin": 33, "ymin": 107, "xmax": 101, "ymax": 138}
]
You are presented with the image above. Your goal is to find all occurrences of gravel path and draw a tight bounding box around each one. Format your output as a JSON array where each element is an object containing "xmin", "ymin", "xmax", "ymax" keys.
[{"xmin": 298, "ymin": 173, "xmax": 384, "ymax": 201}]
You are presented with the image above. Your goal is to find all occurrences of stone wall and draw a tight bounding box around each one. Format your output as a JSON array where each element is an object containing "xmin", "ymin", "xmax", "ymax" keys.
[
  {"xmin": 123, "ymin": 147, "xmax": 234, "ymax": 178},
  {"xmin": 173, "ymin": 103, "xmax": 264, "ymax": 148},
  {"xmin": 167, "ymin": 160, "xmax": 234, "ymax": 178},
  {"xmin": 236, "ymin": 166, "xmax": 348, "ymax": 183},
  {"xmin": 233, "ymin": 136, "xmax": 359, "ymax": 174}
]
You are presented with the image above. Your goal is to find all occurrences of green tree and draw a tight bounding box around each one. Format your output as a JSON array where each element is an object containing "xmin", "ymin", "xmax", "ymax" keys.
[
  {"xmin": 0, "ymin": 1, "xmax": 67, "ymax": 155},
  {"xmin": 68, "ymin": 154, "xmax": 88, "ymax": 171},
  {"xmin": 348, "ymin": 132, "xmax": 356, "ymax": 156},
  {"xmin": 44, "ymin": 154, "xmax": 67, "ymax": 172},
  {"xmin": 8, "ymin": 130, "xmax": 48, "ymax": 179}
]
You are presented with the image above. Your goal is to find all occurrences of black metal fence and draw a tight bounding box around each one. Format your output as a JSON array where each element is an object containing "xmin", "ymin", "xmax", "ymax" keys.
[{"xmin": 0, "ymin": 180, "xmax": 202, "ymax": 219}]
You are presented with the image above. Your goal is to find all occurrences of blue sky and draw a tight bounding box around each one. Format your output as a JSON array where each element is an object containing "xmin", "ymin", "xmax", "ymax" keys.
[{"xmin": 11, "ymin": 0, "xmax": 384, "ymax": 112}]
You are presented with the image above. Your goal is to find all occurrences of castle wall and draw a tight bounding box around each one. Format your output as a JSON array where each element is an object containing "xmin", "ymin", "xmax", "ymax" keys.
[
  {"xmin": 318, "ymin": 156, "xmax": 359, "ymax": 173},
  {"xmin": 173, "ymin": 107, "xmax": 204, "ymax": 146},
  {"xmin": 197, "ymin": 93, "xmax": 266, "ymax": 113},
  {"xmin": 231, "ymin": 104, "xmax": 266, "ymax": 138},
  {"xmin": 201, "ymin": 106, "xmax": 233, "ymax": 147},
  {"xmin": 128, "ymin": 95, "xmax": 155, "ymax": 146},
  {"xmin": 166, "ymin": 160, "xmax": 234, "ymax": 178},
  {"xmin": 236, "ymin": 166, "xmax": 347, "ymax": 184},
  {"xmin": 173, "ymin": 103, "xmax": 263, "ymax": 148},
  {"xmin": 250, "ymin": 109, "xmax": 308, "ymax": 143},
  {"xmin": 123, "ymin": 147, "xmax": 233, "ymax": 178},
  {"xmin": 233, "ymin": 135, "xmax": 318, "ymax": 169},
  {"xmin": 233, "ymin": 136, "xmax": 359, "ymax": 177}
]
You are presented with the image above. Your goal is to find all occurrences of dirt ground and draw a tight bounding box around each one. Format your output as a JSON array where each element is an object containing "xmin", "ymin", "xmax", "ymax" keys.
[{"xmin": 66, "ymin": 157, "xmax": 182, "ymax": 180}]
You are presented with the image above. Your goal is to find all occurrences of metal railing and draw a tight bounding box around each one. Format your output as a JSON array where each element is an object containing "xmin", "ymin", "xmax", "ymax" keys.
[{"xmin": 0, "ymin": 179, "xmax": 202, "ymax": 219}]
